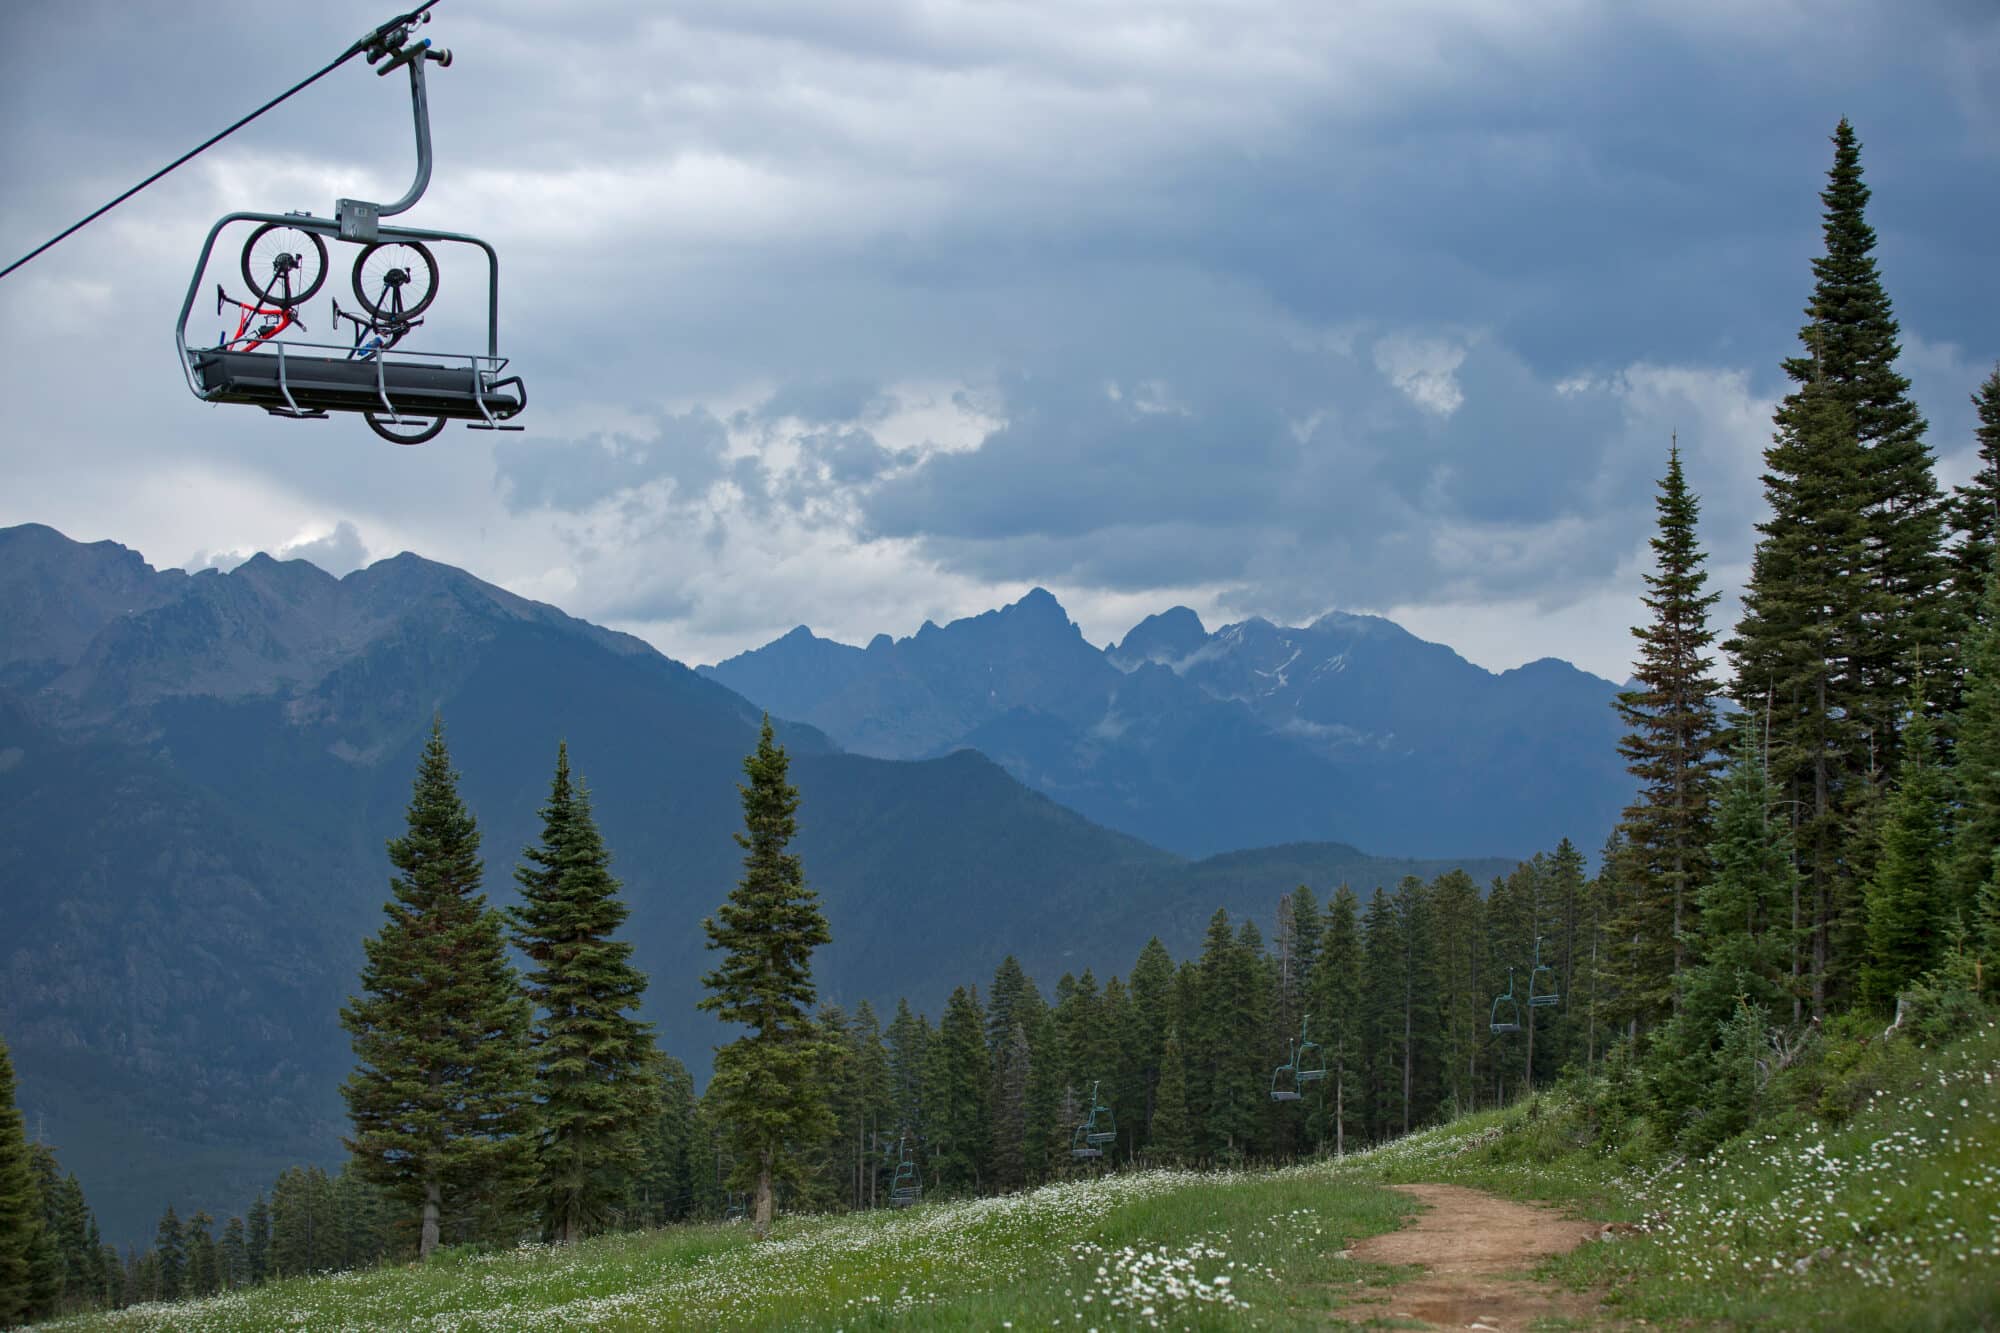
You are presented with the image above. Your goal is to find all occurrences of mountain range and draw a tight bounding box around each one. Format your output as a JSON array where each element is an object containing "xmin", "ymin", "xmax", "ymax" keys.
[
  {"xmin": 0, "ymin": 523, "xmax": 1525, "ymax": 1246},
  {"xmin": 701, "ymin": 588, "xmax": 1632, "ymax": 860}
]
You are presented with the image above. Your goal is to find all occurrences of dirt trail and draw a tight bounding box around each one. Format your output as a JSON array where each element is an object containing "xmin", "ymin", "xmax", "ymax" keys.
[{"xmin": 1332, "ymin": 1183, "xmax": 1608, "ymax": 1330}]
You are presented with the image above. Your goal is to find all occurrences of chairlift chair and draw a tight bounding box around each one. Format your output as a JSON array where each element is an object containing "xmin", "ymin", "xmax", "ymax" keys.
[
  {"xmin": 1070, "ymin": 1080, "xmax": 1115, "ymax": 1160},
  {"xmin": 1270, "ymin": 1014, "xmax": 1324, "ymax": 1102},
  {"xmin": 1294, "ymin": 1015, "xmax": 1327, "ymax": 1084},
  {"xmin": 175, "ymin": 12, "xmax": 526, "ymax": 444},
  {"xmin": 1489, "ymin": 968, "xmax": 1522, "ymax": 1035},
  {"xmin": 1527, "ymin": 935, "xmax": 1561, "ymax": 1008},
  {"xmin": 880, "ymin": 1130, "xmax": 923, "ymax": 1208}
]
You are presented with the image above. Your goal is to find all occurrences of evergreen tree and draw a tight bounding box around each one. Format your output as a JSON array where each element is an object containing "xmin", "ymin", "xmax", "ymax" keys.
[
  {"xmin": 1391, "ymin": 877, "xmax": 1443, "ymax": 1126},
  {"xmin": 185, "ymin": 1212, "xmax": 219, "ymax": 1297},
  {"xmin": 1125, "ymin": 939, "xmax": 1176, "ymax": 1145},
  {"xmin": 1946, "ymin": 366, "xmax": 2000, "ymax": 648},
  {"xmin": 1148, "ymin": 1026, "xmax": 1192, "ymax": 1162},
  {"xmin": 244, "ymin": 1194, "xmax": 271, "ymax": 1284},
  {"xmin": 989, "ymin": 1020, "xmax": 1031, "ymax": 1191},
  {"xmin": 1307, "ymin": 886, "xmax": 1363, "ymax": 1154},
  {"xmin": 884, "ymin": 1000, "xmax": 928, "ymax": 1144},
  {"xmin": 51, "ymin": 1170, "xmax": 96, "ymax": 1313},
  {"xmin": 1651, "ymin": 734, "xmax": 1799, "ymax": 1135},
  {"xmin": 1861, "ymin": 692, "xmax": 1954, "ymax": 1006},
  {"xmin": 699, "ymin": 717, "xmax": 834, "ymax": 1236},
  {"xmin": 219, "ymin": 1216, "xmax": 247, "ymax": 1290},
  {"xmin": 270, "ymin": 1165, "xmax": 336, "ymax": 1276},
  {"xmin": 986, "ymin": 957, "xmax": 1035, "ymax": 1057},
  {"xmin": 1427, "ymin": 871, "xmax": 1486, "ymax": 1115},
  {"xmin": 1357, "ymin": 888, "xmax": 1404, "ymax": 1138},
  {"xmin": 510, "ymin": 743, "xmax": 656, "ymax": 1244},
  {"xmin": 1953, "ymin": 562, "xmax": 2000, "ymax": 922},
  {"xmin": 634, "ymin": 1055, "xmax": 699, "ymax": 1225},
  {"xmin": 1099, "ymin": 975, "xmax": 1140, "ymax": 1159},
  {"xmin": 1779, "ymin": 118, "xmax": 1949, "ymax": 750},
  {"xmin": 1613, "ymin": 442, "xmax": 1725, "ymax": 1026},
  {"xmin": 1727, "ymin": 379, "xmax": 1872, "ymax": 1016},
  {"xmin": 924, "ymin": 987, "xmax": 992, "ymax": 1191},
  {"xmin": 844, "ymin": 1004, "xmax": 893, "ymax": 1210},
  {"xmin": 0, "ymin": 1034, "xmax": 50, "ymax": 1326},
  {"xmin": 340, "ymin": 718, "xmax": 535, "ymax": 1257},
  {"xmin": 152, "ymin": 1207, "xmax": 185, "ymax": 1300},
  {"xmin": 1020, "ymin": 1001, "xmax": 1066, "ymax": 1181},
  {"xmin": 803, "ymin": 1003, "xmax": 861, "ymax": 1215}
]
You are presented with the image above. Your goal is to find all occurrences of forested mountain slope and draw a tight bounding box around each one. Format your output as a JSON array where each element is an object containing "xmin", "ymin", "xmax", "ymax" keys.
[
  {"xmin": 0, "ymin": 524, "xmax": 1510, "ymax": 1245},
  {"xmin": 702, "ymin": 591, "xmax": 1631, "ymax": 859}
]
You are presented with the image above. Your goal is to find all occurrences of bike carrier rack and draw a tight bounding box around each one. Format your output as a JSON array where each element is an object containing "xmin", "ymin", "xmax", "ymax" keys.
[{"xmin": 173, "ymin": 13, "xmax": 524, "ymax": 438}]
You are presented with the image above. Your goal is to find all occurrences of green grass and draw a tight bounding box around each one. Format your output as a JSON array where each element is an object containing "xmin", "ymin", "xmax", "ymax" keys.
[
  {"xmin": 44, "ymin": 1022, "xmax": 2000, "ymax": 1330},
  {"xmin": 42, "ymin": 1166, "xmax": 1415, "ymax": 1331},
  {"xmin": 1331, "ymin": 1017, "xmax": 2000, "ymax": 1331}
]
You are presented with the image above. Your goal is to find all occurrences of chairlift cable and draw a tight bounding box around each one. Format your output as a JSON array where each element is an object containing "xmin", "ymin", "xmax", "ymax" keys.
[{"xmin": 0, "ymin": 1, "xmax": 442, "ymax": 284}]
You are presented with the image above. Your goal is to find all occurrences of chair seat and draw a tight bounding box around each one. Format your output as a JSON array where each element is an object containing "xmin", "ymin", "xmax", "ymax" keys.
[{"xmin": 192, "ymin": 348, "xmax": 522, "ymax": 421}]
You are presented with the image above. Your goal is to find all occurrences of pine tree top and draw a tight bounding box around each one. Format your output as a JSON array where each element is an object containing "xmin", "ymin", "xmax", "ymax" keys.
[{"xmin": 699, "ymin": 718, "xmax": 831, "ymax": 1037}]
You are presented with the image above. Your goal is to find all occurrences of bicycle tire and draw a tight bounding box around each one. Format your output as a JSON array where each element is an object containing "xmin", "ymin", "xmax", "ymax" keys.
[
  {"xmin": 364, "ymin": 411, "xmax": 447, "ymax": 445},
  {"xmin": 240, "ymin": 222, "xmax": 328, "ymax": 309},
  {"xmin": 351, "ymin": 241, "xmax": 439, "ymax": 322}
]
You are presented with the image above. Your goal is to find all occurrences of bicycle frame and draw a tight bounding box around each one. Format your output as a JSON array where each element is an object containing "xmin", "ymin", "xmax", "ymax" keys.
[
  {"xmin": 217, "ymin": 284, "xmax": 303, "ymax": 352},
  {"xmin": 332, "ymin": 299, "xmax": 421, "ymax": 361}
]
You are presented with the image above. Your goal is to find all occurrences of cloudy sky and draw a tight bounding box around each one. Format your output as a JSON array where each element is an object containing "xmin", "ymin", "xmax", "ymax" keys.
[{"xmin": 2, "ymin": 0, "xmax": 1996, "ymax": 679}]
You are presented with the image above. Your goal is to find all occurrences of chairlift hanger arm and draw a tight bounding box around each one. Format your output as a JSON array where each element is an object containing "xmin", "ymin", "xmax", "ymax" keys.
[{"xmin": 337, "ymin": 13, "xmax": 455, "ymax": 240}]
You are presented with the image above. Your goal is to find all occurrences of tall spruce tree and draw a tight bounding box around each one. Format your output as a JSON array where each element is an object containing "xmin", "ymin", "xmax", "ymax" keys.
[
  {"xmin": 1125, "ymin": 939, "xmax": 1176, "ymax": 1144},
  {"xmin": 1613, "ymin": 442, "xmax": 1725, "ymax": 1027},
  {"xmin": 1308, "ymin": 886, "xmax": 1363, "ymax": 1154},
  {"xmin": 699, "ymin": 717, "xmax": 834, "ymax": 1236},
  {"xmin": 926, "ymin": 987, "xmax": 992, "ymax": 1191},
  {"xmin": 1728, "ymin": 379, "xmax": 1873, "ymax": 1016},
  {"xmin": 340, "ymin": 718, "xmax": 535, "ymax": 1258},
  {"xmin": 510, "ymin": 743, "xmax": 656, "ymax": 1244},
  {"xmin": 1780, "ymin": 118, "xmax": 1949, "ymax": 751},
  {"xmin": 0, "ymin": 1034, "xmax": 50, "ymax": 1326}
]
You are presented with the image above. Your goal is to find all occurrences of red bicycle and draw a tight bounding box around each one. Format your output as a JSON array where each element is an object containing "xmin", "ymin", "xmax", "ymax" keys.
[{"xmin": 216, "ymin": 283, "xmax": 306, "ymax": 351}]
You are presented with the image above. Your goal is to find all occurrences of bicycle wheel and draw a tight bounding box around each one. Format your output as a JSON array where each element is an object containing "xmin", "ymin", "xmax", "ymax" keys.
[
  {"xmin": 352, "ymin": 241, "xmax": 439, "ymax": 322},
  {"xmin": 364, "ymin": 411, "xmax": 447, "ymax": 445},
  {"xmin": 240, "ymin": 222, "xmax": 328, "ymax": 309}
]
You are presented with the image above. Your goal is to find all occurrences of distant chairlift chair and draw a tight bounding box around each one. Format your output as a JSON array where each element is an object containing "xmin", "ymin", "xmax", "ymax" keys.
[
  {"xmin": 1271, "ymin": 1014, "xmax": 1327, "ymax": 1102},
  {"xmin": 1071, "ymin": 1080, "xmax": 1116, "ymax": 1160},
  {"xmin": 1527, "ymin": 935, "xmax": 1561, "ymax": 1008},
  {"xmin": 885, "ymin": 1131, "xmax": 923, "ymax": 1208},
  {"xmin": 1490, "ymin": 968, "xmax": 1522, "ymax": 1035}
]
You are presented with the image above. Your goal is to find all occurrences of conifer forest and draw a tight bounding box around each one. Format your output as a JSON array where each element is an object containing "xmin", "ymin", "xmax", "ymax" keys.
[{"xmin": 3, "ymin": 69, "xmax": 2000, "ymax": 1333}]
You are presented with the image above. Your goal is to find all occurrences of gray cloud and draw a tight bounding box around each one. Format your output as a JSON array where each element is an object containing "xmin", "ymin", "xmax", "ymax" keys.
[
  {"xmin": 283, "ymin": 520, "xmax": 370, "ymax": 577},
  {"xmin": 495, "ymin": 409, "xmax": 730, "ymax": 515}
]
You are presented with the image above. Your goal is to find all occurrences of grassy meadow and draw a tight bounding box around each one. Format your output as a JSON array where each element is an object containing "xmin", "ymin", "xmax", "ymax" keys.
[{"xmin": 42, "ymin": 1019, "xmax": 2000, "ymax": 1331}]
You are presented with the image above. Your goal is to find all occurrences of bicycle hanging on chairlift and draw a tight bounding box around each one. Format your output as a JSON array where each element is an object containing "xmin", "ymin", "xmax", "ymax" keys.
[{"xmin": 176, "ymin": 10, "xmax": 525, "ymax": 445}]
